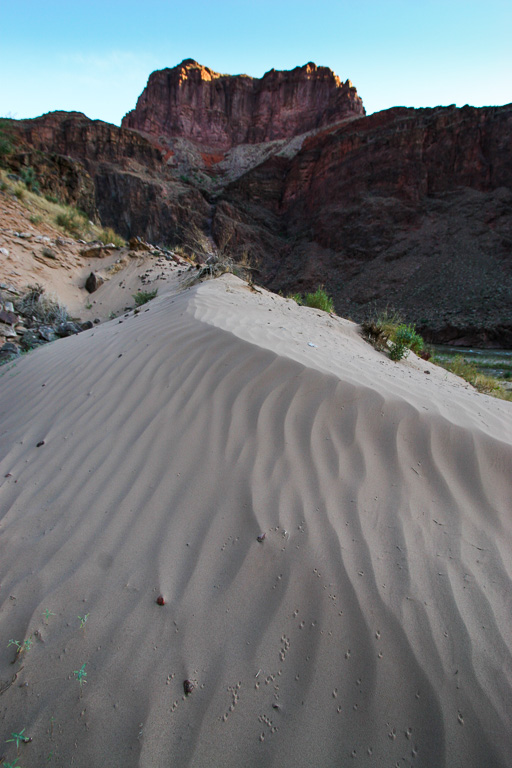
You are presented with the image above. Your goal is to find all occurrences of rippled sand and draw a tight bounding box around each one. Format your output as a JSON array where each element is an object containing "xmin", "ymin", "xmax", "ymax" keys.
[{"xmin": 0, "ymin": 275, "xmax": 511, "ymax": 767}]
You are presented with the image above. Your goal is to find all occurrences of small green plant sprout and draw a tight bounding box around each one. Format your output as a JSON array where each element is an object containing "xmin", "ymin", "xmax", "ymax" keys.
[
  {"xmin": 73, "ymin": 663, "xmax": 87, "ymax": 690},
  {"xmin": 7, "ymin": 638, "xmax": 32, "ymax": 657},
  {"xmin": 132, "ymin": 288, "xmax": 158, "ymax": 306},
  {"xmin": 6, "ymin": 727, "xmax": 31, "ymax": 752},
  {"xmin": 2, "ymin": 758, "xmax": 22, "ymax": 768},
  {"xmin": 78, "ymin": 613, "xmax": 89, "ymax": 629},
  {"xmin": 43, "ymin": 608, "xmax": 56, "ymax": 622}
]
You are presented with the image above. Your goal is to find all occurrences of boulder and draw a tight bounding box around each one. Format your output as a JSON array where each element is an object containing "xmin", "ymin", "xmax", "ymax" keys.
[
  {"xmin": 0, "ymin": 322, "xmax": 17, "ymax": 338},
  {"xmin": 55, "ymin": 321, "xmax": 82, "ymax": 337},
  {"xmin": 21, "ymin": 330, "xmax": 45, "ymax": 350},
  {"xmin": 85, "ymin": 272, "xmax": 103, "ymax": 293},
  {"xmin": 38, "ymin": 326, "xmax": 57, "ymax": 342},
  {"xmin": 0, "ymin": 309, "xmax": 19, "ymax": 325},
  {"xmin": 81, "ymin": 245, "xmax": 105, "ymax": 259},
  {"xmin": 0, "ymin": 342, "xmax": 20, "ymax": 360}
]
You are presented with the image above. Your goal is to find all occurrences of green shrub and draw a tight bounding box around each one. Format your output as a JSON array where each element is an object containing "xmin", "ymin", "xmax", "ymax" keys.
[
  {"xmin": 55, "ymin": 208, "xmax": 88, "ymax": 239},
  {"xmin": 98, "ymin": 227, "xmax": 126, "ymax": 248},
  {"xmin": 291, "ymin": 287, "xmax": 334, "ymax": 313},
  {"xmin": 133, "ymin": 288, "xmax": 158, "ymax": 306},
  {"xmin": 303, "ymin": 287, "xmax": 335, "ymax": 313},
  {"xmin": 13, "ymin": 184, "xmax": 26, "ymax": 201},
  {"xmin": 98, "ymin": 227, "xmax": 125, "ymax": 247},
  {"xmin": 389, "ymin": 323, "xmax": 424, "ymax": 360},
  {"xmin": 0, "ymin": 119, "xmax": 14, "ymax": 165},
  {"xmin": 45, "ymin": 193, "xmax": 60, "ymax": 204},
  {"xmin": 20, "ymin": 166, "xmax": 40, "ymax": 193},
  {"xmin": 362, "ymin": 311, "xmax": 424, "ymax": 362},
  {"xmin": 30, "ymin": 213, "xmax": 43, "ymax": 225}
]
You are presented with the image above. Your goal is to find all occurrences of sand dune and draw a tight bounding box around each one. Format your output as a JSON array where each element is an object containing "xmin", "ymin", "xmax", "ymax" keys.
[{"xmin": 0, "ymin": 274, "xmax": 511, "ymax": 767}]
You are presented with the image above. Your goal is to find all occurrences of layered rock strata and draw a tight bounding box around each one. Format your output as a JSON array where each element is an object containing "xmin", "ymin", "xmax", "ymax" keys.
[{"xmin": 122, "ymin": 59, "xmax": 365, "ymax": 149}]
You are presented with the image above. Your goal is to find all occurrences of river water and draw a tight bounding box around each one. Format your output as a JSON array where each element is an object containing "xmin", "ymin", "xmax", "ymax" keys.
[{"xmin": 432, "ymin": 346, "xmax": 512, "ymax": 380}]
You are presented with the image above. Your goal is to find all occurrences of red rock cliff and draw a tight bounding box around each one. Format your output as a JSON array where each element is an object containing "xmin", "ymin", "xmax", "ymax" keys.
[{"xmin": 122, "ymin": 59, "xmax": 365, "ymax": 149}]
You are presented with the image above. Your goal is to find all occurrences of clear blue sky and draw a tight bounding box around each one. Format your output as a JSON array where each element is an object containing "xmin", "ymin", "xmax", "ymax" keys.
[{"xmin": 1, "ymin": 0, "xmax": 510, "ymax": 125}]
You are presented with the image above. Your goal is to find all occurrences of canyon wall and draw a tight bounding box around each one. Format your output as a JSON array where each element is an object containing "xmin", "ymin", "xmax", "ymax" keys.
[
  {"xmin": 7, "ymin": 63, "xmax": 512, "ymax": 344},
  {"xmin": 122, "ymin": 59, "xmax": 365, "ymax": 149}
]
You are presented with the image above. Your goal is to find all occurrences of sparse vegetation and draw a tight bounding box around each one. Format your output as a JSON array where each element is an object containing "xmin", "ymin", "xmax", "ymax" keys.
[
  {"xmin": 29, "ymin": 213, "xmax": 43, "ymax": 225},
  {"xmin": 435, "ymin": 354, "xmax": 512, "ymax": 400},
  {"xmin": 98, "ymin": 227, "xmax": 125, "ymax": 247},
  {"xmin": 388, "ymin": 323, "xmax": 424, "ymax": 361},
  {"xmin": 133, "ymin": 288, "xmax": 158, "ymax": 306},
  {"xmin": 73, "ymin": 663, "xmax": 87, "ymax": 690},
  {"xmin": 304, "ymin": 287, "xmax": 335, "ymax": 313},
  {"xmin": 2, "ymin": 758, "xmax": 22, "ymax": 768},
  {"xmin": 16, "ymin": 284, "xmax": 68, "ymax": 325},
  {"xmin": 20, "ymin": 166, "xmax": 39, "ymax": 193},
  {"xmin": 6, "ymin": 728, "xmax": 30, "ymax": 750},
  {"xmin": 54, "ymin": 208, "xmax": 89, "ymax": 239},
  {"xmin": 7, "ymin": 638, "xmax": 32, "ymax": 658},
  {"xmin": 362, "ymin": 310, "xmax": 424, "ymax": 361},
  {"xmin": 43, "ymin": 608, "xmax": 56, "ymax": 622},
  {"xmin": 78, "ymin": 613, "xmax": 89, "ymax": 629},
  {"xmin": 290, "ymin": 286, "xmax": 335, "ymax": 313},
  {"xmin": 0, "ymin": 118, "xmax": 14, "ymax": 165},
  {"xmin": 13, "ymin": 184, "xmax": 26, "ymax": 201}
]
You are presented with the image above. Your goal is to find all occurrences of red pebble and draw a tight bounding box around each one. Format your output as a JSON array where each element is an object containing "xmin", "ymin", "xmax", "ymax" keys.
[{"xmin": 156, "ymin": 595, "xmax": 165, "ymax": 605}]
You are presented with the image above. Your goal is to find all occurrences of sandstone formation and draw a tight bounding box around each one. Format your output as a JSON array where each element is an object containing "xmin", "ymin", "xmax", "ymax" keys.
[{"xmin": 122, "ymin": 59, "xmax": 365, "ymax": 149}]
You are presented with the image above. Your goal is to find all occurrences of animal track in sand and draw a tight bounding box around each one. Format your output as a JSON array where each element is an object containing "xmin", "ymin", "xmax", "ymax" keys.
[
  {"xmin": 279, "ymin": 634, "xmax": 291, "ymax": 662},
  {"xmin": 220, "ymin": 534, "xmax": 240, "ymax": 552},
  {"xmin": 258, "ymin": 712, "xmax": 278, "ymax": 741},
  {"xmin": 221, "ymin": 681, "xmax": 242, "ymax": 722}
]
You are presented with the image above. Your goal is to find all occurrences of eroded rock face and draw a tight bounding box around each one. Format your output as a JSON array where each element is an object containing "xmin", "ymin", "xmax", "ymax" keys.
[
  {"xmin": 216, "ymin": 103, "xmax": 512, "ymax": 345},
  {"xmin": 7, "ymin": 67, "xmax": 511, "ymax": 345},
  {"xmin": 16, "ymin": 111, "xmax": 162, "ymax": 169},
  {"xmin": 13, "ymin": 112, "xmax": 211, "ymax": 243},
  {"xmin": 122, "ymin": 59, "xmax": 365, "ymax": 149}
]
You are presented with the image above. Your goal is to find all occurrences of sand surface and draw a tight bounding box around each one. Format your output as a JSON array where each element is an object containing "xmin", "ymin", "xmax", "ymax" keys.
[{"xmin": 0, "ymin": 273, "xmax": 511, "ymax": 767}]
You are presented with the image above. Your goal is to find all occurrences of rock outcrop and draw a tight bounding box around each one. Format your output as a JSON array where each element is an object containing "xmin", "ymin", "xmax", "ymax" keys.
[
  {"xmin": 4, "ymin": 63, "xmax": 512, "ymax": 345},
  {"xmin": 122, "ymin": 59, "xmax": 365, "ymax": 149},
  {"xmin": 215, "ymin": 103, "xmax": 512, "ymax": 345},
  {"xmin": 12, "ymin": 111, "xmax": 211, "ymax": 243}
]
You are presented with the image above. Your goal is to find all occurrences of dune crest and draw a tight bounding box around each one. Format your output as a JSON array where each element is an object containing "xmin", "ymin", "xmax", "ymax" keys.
[{"xmin": 0, "ymin": 275, "xmax": 511, "ymax": 767}]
